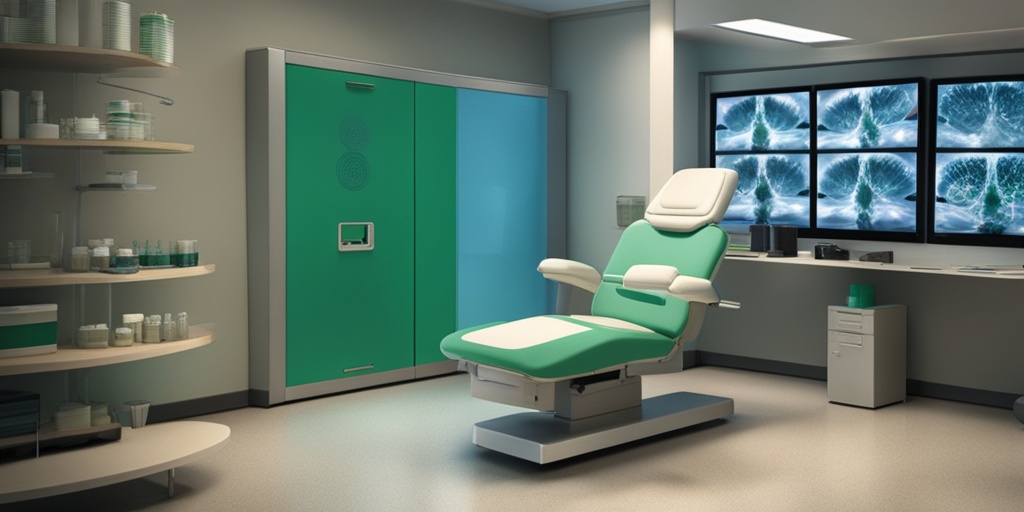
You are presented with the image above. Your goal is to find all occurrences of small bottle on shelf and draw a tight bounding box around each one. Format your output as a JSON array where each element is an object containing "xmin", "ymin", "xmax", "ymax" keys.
[
  {"xmin": 143, "ymin": 315, "xmax": 161, "ymax": 343},
  {"xmin": 176, "ymin": 312, "xmax": 189, "ymax": 339},
  {"xmin": 162, "ymin": 313, "xmax": 176, "ymax": 341}
]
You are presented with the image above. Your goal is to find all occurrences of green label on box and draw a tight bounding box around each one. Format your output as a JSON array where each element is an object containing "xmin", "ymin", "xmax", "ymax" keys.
[{"xmin": 0, "ymin": 321, "xmax": 58, "ymax": 350}]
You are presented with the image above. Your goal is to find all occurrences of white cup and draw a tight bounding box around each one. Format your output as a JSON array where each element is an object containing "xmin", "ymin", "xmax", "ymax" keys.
[{"xmin": 124, "ymin": 400, "xmax": 150, "ymax": 428}]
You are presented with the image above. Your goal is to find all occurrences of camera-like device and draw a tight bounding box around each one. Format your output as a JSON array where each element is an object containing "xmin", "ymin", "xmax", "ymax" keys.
[{"xmin": 814, "ymin": 243, "xmax": 849, "ymax": 260}]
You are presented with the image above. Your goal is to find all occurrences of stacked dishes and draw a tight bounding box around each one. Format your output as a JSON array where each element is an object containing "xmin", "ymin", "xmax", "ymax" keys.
[
  {"xmin": 0, "ymin": 0, "xmax": 55, "ymax": 44},
  {"xmin": 23, "ymin": 0, "xmax": 55, "ymax": 44},
  {"xmin": 102, "ymin": 0, "xmax": 130, "ymax": 51},
  {"xmin": 139, "ymin": 12, "xmax": 174, "ymax": 63}
]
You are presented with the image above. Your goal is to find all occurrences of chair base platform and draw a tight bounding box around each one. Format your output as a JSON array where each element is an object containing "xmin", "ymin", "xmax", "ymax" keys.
[{"xmin": 472, "ymin": 391, "xmax": 733, "ymax": 464}]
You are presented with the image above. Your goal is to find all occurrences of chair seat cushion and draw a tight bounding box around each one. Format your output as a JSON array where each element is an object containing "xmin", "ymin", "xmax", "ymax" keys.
[{"xmin": 439, "ymin": 315, "xmax": 675, "ymax": 380}]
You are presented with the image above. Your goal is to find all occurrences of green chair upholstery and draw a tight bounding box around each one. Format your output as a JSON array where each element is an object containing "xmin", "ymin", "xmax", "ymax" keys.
[{"xmin": 441, "ymin": 168, "xmax": 739, "ymax": 383}]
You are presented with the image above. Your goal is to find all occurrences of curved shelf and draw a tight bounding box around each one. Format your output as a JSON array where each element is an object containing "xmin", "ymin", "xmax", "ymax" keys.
[
  {"xmin": 0, "ymin": 264, "xmax": 215, "ymax": 289},
  {"xmin": 0, "ymin": 43, "xmax": 178, "ymax": 74},
  {"xmin": 0, "ymin": 139, "xmax": 194, "ymax": 154},
  {"xmin": 0, "ymin": 325, "xmax": 215, "ymax": 376},
  {"xmin": 0, "ymin": 172, "xmax": 54, "ymax": 180},
  {"xmin": 77, "ymin": 183, "xmax": 158, "ymax": 192},
  {"xmin": 0, "ymin": 420, "xmax": 230, "ymax": 504}
]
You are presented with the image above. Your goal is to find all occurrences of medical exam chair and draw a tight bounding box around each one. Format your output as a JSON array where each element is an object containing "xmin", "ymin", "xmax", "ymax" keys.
[{"xmin": 440, "ymin": 167, "xmax": 740, "ymax": 463}]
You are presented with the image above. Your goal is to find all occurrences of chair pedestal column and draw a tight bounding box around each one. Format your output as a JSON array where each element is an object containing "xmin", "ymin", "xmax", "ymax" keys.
[{"xmin": 554, "ymin": 373, "xmax": 641, "ymax": 421}]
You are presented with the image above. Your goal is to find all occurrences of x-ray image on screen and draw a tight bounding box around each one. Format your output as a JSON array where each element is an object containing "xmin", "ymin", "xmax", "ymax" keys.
[
  {"xmin": 935, "ymin": 80, "xmax": 1024, "ymax": 148},
  {"xmin": 716, "ymin": 153, "xmax": 810, "ymax": 229},
  {"xmin": 817, "ymin": 83, "xmax": 919, "ymax": 150},
  {"xmin": 714, "ymin": 91, "xmax": 810, "ymax": 152},
  {"xmin": 933, "ymin": 152, "xmax": 1024, "ymax": 235},
  {"xmin": 817, "ymin": 153, "xmax": 918, "ymax": 232}
]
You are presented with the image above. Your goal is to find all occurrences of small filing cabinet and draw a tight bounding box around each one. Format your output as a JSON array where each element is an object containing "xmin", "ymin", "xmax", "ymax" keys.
[{"xmin": 827, "ymin": 305, "xmax": 907, "ymax": 408}]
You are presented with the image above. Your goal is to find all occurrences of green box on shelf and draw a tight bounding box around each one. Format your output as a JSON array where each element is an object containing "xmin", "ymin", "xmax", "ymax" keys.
[{"xmin": 0, "ymin": 304, "xmax": 58, "ymax": 358}]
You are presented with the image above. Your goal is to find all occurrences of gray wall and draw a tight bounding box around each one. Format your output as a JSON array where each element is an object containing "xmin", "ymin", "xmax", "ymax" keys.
[
  {"xmin": 0, "ymin": 0, "xmax": 550, "ymax": 416},
  {"xmin": 550, "ymin": 6, "xmax": 650, "ymax": 275}
]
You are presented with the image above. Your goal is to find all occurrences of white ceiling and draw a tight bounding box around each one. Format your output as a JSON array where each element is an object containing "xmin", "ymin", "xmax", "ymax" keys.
[{"xmin": 465, "ymin": 0, "xmax": 1024, "ymax": 59}]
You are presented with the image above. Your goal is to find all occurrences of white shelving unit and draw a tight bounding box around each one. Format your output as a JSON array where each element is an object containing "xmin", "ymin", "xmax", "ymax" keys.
[{"xmin": 0, "ymin": 43, "xmax": 227, "ymax": 503}]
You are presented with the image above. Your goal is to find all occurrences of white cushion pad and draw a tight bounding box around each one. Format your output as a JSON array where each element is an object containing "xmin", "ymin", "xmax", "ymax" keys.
[
  {"xmin": 569, "ymin": 315, "xmax": 654, "ymax": 333},
  {"xmin": 461, "ymin": 316, "xmax": 591, "ymax": 349}
]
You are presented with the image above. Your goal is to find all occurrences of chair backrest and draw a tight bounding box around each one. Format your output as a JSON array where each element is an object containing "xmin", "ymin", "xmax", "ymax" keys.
[{"xmin": 591, "ymin": 168, "xmax": 738, "ymax": 338}]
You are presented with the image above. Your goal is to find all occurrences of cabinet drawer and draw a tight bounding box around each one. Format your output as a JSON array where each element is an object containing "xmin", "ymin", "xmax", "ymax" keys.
[
  {"xmin": 828, "ymin": 329, "xmax": 868, "ymax": 347},
  {"xmin": 828, "ymin": 307, "xmax": 874, "ymax": 334}
]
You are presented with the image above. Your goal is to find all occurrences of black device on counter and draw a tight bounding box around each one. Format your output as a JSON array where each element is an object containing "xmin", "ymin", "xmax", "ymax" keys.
[
  {"xmin": 859, "ymin": 251, "xmax": 894, "ymax": 264},
  {"xmin": 814, "ymin": 243, "xmax": 850, "ymax": 260},
  {"xmin": 767, "ymin": 226, "xmax": 798, "ymax": 257}
]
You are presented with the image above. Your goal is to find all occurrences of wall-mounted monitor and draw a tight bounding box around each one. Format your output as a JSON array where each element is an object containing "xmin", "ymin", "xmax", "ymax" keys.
[
  {"xmin": 929, "ymin": 76, "xmax": 1024, "ymax": 247},
  {"xmin": 716, "ymin": 153, "xmax": 811, "ymax": 229},
  {"xmin": 816, "ymin": 152, "xmax": 919, "ymax": 234},
  {"xmin": 714, "ymin": 89, "xmax": 811, "ymax": 153},
  {"xmin": 817, "ymin": 81, "xmax": 919, "ymax": 150},
  {"xmin": 711, "ymin": 80, "xmax": 923, "ymax": 243},
  {"xmin": 712, "ymin": 88, "xmax": 811, "ymax": 232},
  {"xmin": 814, "ymin": 79, "xmax": 924, "ymax": 242}
]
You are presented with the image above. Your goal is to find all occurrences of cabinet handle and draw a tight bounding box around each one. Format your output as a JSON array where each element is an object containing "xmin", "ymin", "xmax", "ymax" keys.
[
  {"xmin": 345, "ymin": 81, "xmax": 376, "ymax": 90},
  {"xmin": 344, "ymin": 364, "xmax": 375, "ymax": 373}
]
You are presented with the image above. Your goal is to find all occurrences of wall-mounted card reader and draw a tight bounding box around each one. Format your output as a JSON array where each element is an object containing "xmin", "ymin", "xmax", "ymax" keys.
[{"xmin": 338, "ymin": 222, "xmax": 374, "ymax": 251}]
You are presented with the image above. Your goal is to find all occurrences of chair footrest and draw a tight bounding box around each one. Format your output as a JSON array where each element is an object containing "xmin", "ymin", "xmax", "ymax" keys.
[{"xmin": 472, "ymin": 391, "xmax": 733, "ymax": 464}]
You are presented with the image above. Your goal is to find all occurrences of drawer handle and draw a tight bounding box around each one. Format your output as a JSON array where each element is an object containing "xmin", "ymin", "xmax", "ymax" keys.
[
  {"xmin": 344, "ymin": 364, "xmax": 375, "ymax": 373},
  {"xmin": 345, "ymin": 81, "xmax": 376, "ymax": 90}
]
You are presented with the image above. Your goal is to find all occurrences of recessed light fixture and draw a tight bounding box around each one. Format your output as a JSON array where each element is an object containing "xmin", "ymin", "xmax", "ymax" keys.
[{"xmin": 713, "ymin": 18, "xmax": 852, "ymax": 44}]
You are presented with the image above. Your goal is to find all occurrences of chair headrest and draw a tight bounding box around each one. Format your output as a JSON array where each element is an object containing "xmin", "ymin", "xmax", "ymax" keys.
[{"xmin": 645, "ymin": 168, "xmax": 739, "ymax": 232}]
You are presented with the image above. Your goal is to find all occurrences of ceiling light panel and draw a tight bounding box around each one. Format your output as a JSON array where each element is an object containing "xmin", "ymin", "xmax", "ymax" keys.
[{"xmin": 713, "ymin": 18, "xmax": 852, "ymax": 44}]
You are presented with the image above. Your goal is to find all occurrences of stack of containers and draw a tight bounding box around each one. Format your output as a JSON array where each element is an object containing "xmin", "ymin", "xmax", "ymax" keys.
[
  {"xmin": 0, "ymin": 0, "xmax": 55, "ymax": 44},
  {"xmin": 24, "ymin": 0, "xmax": 55, "ymax": 44},
  {"xmin": 54, "ymin": 402, "xmax": 90, "ymax": 431},
  {"xmin": 139, "ymin": 12, "xmax": 174, "ymax": 63},
  {"xmin": 106, "ymin": 100, "xmax": 131, "ymax": 140},
  {"xmin": 101, "ymin": 0, "xmax": 130, "ymax": 51}
]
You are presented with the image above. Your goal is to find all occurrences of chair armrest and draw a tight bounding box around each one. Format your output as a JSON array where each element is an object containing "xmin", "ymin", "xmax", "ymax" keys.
[
  {"xmin": 622, "ymin": 264, "xmax": 679, "ymax": 290},
  {"xmin": 623, "ymin": 264, "xmax": 730, "ymax": 306},
  {"xmin": 538, "ymin": 258, "xmax": 601, "ymax": 294},
  {"xmin": 668, "ymin": 275, "xmax": 722, "ymax": 305}
]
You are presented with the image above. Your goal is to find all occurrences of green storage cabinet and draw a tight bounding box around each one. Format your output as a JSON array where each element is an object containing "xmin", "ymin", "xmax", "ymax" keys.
[
  {"xmin": 246, "ymin": 48, "xmax": 561, "ymax": 406},
  {"xmin": 284, "ymin": 65, "xmax": 418, "ymax": 387}
]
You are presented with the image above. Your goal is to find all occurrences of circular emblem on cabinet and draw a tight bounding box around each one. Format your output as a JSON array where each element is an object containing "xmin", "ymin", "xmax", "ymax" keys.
[
  {"xmin": 336, "ymin": 152, "xmax": 370, "ymax": 191},
  {"xmin": 339, "ymin": 114, "xmax": 371, "ymax": 150}
]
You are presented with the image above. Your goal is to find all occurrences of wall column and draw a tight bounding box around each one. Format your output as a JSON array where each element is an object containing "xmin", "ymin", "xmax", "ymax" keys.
[{"xmin": 650, "ymin": 0, "xmax": 675, "ymax": 199}]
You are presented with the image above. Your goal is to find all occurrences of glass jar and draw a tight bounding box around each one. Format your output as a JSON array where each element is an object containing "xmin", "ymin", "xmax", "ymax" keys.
[
  {"xmin": 90, "ymin": 246, "xmax": 110, "ymax": 271},
  {"xmin": 143, "ymin": 315, "xmax": 161, "ymax": 343},
  {"xmin": 113, "ymin": 327, "xmax": 134, "ymax": 347},
  {"xmin": 112, "ymin": 248, "xmax": 139, "ymax": 273},
  {"xmin": 70, "ymin": 246, "xmax": 90, "ymax": 272},
  {"xmin": 122, "ymin": 313, "xmax": 144, "ymax": 342}
]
